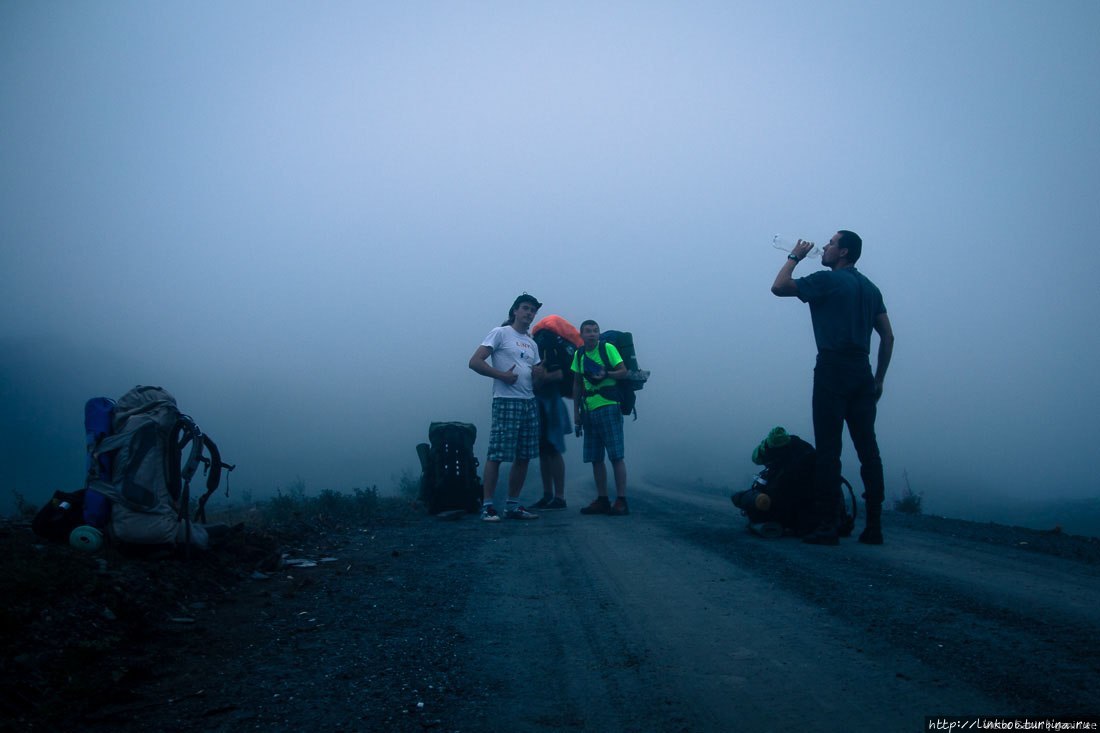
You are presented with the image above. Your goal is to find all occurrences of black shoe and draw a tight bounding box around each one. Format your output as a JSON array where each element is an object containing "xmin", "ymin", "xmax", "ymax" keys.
[
  {"xmin": 532, "ymin": 495, "xmax": 554, "ymax": 509},
  {"xmin": 580, "ymin": 497, "xmax": 611, "ymax": 515},
  {"xmin": 858, "ymin": 526, "xmax": 884, "ymax": 545},
  {"xmin": 544, "ymin": 497, "xmax": 567, "ymax": 510},
  {"xmin": 608, "ymin": 498, "xmax": 630, "ymax": 516}
]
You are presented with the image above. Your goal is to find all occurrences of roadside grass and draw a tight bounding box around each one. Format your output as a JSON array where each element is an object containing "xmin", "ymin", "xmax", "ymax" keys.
[
  {"xmin": 8, "ymin": 470, "xmax": 427, "ymax": 543},
  {"xmin": 894, "ymin": 470, "xmax": 923, "ymax": 515},
  {"xmin": 206, "ymin": 474, "xmax": 423, "ymax": 534}
]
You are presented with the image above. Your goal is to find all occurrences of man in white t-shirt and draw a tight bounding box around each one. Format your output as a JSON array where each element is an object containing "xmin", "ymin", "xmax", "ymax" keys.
[{"xmin": 468, "ymin": 293, "xmax": 545, "ymax": 522}]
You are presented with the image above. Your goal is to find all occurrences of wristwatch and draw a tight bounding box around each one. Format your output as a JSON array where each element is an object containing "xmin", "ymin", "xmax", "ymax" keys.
[{"xmin": 787, "ymin": 254, "xmax": 799, "ymax": 262}]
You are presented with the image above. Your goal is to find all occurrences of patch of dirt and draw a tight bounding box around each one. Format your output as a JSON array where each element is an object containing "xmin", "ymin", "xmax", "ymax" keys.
[
  {"xmin": 5, "ymin": 491, "xmax": 1100, "ymax": 732},
  {"xmin": 1, "ymin": 500, "xmax": 479, "ymax": 732}
]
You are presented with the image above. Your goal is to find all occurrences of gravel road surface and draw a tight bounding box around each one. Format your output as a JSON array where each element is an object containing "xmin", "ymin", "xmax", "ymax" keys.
[{"xmin": 52, "ymin": 480, "xmax": 1100, "ymax": 732}]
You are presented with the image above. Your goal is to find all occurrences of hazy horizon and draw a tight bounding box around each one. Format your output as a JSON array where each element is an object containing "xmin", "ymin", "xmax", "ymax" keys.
[{"xmin": 3, "ymin": 2, "xmax": 1099, "ymax": 532}]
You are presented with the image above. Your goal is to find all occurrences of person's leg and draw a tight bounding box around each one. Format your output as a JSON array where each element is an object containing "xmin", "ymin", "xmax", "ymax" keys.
[
  {"xmin": 538, "ymin": 446, "xmax": 555, "ymax": 500},
  {"xmin": 604, "ymin": 411, "xmax": 627, "ymax": 500},
  {"xmin": 480, "ymin": 459, "xmax": 505, "ymax": 521},
  {"xmin": 580, "ymin": 407, "xmax": 611, "ymax": 514},
  {"xmin": 805, "ymin": 366, "xmax": 846, "ymax": 544},
  {"xmin": 580, "ymin": 459, "xmax": 611, "ymax": 514},
  {"xmin": 533, "ymin": 438, "xmax": 556, "ymax": 508},
  {"xmin": 535, "ymin": 400, "xmax": 554, "ymax": 505},
  {"xmin": 552, "ymin": 397, "xmax": 570, "ymax": 500},
  {"xmin": 483, "ymin": 460, "xmax": 501, "ymax": 503},
  {"xmin": 606, "ymin": 458, "xmax": 630, "ymax": 515},
  {"xmin": 484, "ymin": 398, "xmax": 519, "ymax": 520},
  {"xmin": 546, "ymin": 450, "xmax": 565, "ymax": 498},
  {"xmin": 612, "ymin": 459, "xmax": 627, "ymax": 498},
  {"xmin": 584, "ymin": 408, "xmax": 608, "ymax": 497},
  {"xmin": 592, "ymin": 460, "xmax": 608, "ymax": 496},
  {"xmin": 501, "ymin": 400, "xmax": 541, "ymax": 519},
  {"xmin": 536, "ymin": 446, "xmax": 566, "ymax": 508},
  {"xmin": 507, "ymin": 458, "xmax": 529, "ymax": 499},
  {"xmin": 846, "ymin": 376, "xmax": 885, "ymax": 544}
]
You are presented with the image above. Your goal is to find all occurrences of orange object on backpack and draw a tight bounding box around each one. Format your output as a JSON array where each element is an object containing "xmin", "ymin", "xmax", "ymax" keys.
[{"xmin": 531, "ymin": 314, "xmax": 582, "ymax": 347}]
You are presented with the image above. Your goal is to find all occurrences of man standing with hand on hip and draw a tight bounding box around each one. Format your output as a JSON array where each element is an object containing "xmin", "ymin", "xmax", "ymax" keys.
[
  {"xmin": 771, "ymin": 230, "xmax": 895, "ymax": 545},
  {"xmin": 469, "ymin": 293, "xmax": 545, "ymax": 522}
]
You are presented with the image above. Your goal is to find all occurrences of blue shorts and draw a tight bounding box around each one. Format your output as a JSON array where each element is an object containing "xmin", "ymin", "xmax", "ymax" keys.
[
  {"xmin": 582, "ymin": 405, "xmax": 625, "ymax": 463},
  {"xmin": 488, "ymin": 398, "xmax": 539, "ymax": 462}
]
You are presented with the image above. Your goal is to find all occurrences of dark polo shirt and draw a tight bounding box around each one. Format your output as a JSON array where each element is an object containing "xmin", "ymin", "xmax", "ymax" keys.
[{"xmin": 795, "ymin": 267, "xmax": 886, "ymax": 359}]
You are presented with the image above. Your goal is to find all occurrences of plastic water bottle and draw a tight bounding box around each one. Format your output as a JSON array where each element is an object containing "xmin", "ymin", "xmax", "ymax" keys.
[{"xmin": 772, "ymin": 235, "xmax": 821, "ymax": 258}]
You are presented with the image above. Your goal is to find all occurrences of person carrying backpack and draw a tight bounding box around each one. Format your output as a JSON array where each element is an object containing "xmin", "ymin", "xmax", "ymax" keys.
[
  {"xmin": 572, "ymin": 319, "xmax": 630, "ymax": 516},
  {"xmin": 530, "ymin": 315, "xmax": 581, "ymax": 511},
  {"xmin": 771, "ymin": 230, "xmax": 895, "ymax": 545},
  {"xmin": 468, "ymin": 293, "xmax": 545, "ymax": 522}
]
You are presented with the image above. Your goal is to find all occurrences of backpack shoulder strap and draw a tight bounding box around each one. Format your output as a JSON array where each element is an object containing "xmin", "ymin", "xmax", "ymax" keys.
[
  {"xmin": 599, "ymin": 341, "xmax": 614, "ymax": 369},
  {"xmin": 597, "ymin": 341, "xmax": 637, "ymax": 418}
]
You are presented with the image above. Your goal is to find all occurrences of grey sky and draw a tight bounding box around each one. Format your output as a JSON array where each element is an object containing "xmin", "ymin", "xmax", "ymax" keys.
[{"xmin": 3, "ymin": 1, "xmax": 1099, "ymax": 516}]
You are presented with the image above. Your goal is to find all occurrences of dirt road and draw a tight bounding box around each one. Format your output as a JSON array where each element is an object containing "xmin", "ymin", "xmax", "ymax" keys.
[
  {"xmin": 73, "ymin": 481, "xmax": 1100, "ymax": 732},
  {"xmin": 459, "ymin": 482, "xmax": 1099, "ymax": 732}
]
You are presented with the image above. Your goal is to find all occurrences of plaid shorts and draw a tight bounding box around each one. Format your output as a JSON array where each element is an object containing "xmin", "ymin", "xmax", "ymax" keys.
[
  {"xmin": 582, "ymin": 405, "xmax": 625, "ymax": 463},
  {"xmin": 488, "ymin": 398, "xmax": 540, "ymax": 462}
]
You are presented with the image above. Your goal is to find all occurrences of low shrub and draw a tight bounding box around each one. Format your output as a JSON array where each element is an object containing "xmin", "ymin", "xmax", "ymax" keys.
[{"xmin": 894, "ymin": 470, "xmax": 923, "ymax": 515}]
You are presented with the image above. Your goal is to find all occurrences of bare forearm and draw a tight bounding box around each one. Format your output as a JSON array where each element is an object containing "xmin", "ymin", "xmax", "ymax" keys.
[
  {"xmin": 872, "ymin": 314, "xmax": 894, "ymax": 385},
  {"xmin": 771, "ymin": 258, "xmax": 800, "ymax": 296},
  {"xmin": 469, "ymin": 357, "xmax": 505, "ymax": 381},
  {"xmin": 773, "ymin": 241, "xmax": 814, "ymax": 296},
  {"xmin": 875, "ymin": 336, "xmax": 894, "ymax": 384}
]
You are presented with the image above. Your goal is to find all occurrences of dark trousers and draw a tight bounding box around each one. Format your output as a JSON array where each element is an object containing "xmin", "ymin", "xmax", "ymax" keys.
[{"xmin": 811, "ymin": 356, "xmax": 885, "ymax": 520}]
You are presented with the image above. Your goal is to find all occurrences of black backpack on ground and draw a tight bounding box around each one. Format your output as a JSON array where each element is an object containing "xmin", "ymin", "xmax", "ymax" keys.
[
  {"xmin": 731, "ymin": 431, "xmax": 856, "ymax": 538},
  {"xmin": 417, "ymin": 422, "xmax": 482, "ymax": 515}
]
